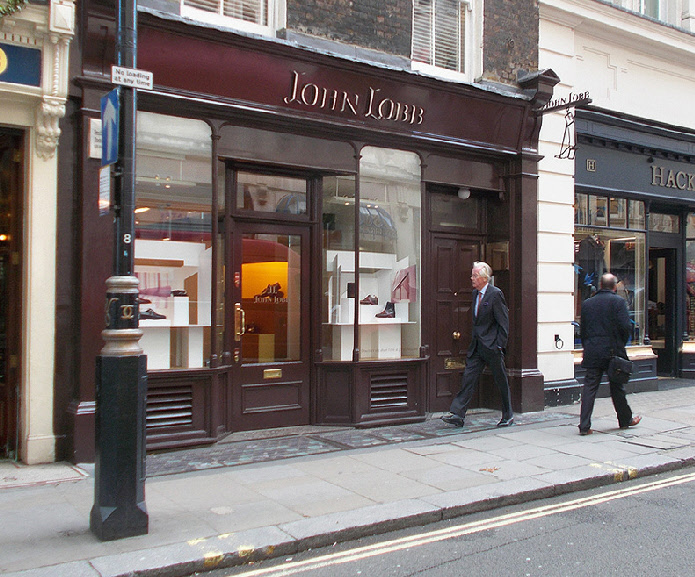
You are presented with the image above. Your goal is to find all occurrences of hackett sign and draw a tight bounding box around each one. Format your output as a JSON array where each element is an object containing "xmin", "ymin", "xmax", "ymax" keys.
[
  {"xmin": 283, "ymin": 70, "xmax": 425, "ymax": 125},
  {"xmin": 651, "ymin": 165, "xmax": 695, "ymax": 191}
]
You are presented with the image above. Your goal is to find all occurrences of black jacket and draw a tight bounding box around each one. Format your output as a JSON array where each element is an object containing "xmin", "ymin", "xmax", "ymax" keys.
[
  {"xmin": 580, "ymin": 289, "xmax": 631, "ymax": 368},
  {"xmin": 469, "ymin": 283, "xmax": 509, "ymax": 356}
]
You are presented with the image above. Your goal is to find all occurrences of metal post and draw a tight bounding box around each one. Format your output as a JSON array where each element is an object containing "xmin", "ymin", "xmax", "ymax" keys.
[{"xmin": 90, "ymin": 0, "xmax": 148, "ymax": 540}]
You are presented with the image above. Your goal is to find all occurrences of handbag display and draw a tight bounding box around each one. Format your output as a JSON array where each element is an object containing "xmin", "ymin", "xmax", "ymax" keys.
[{"xmin": 607, "ymin": 355, "xmax": 633, "ymax": 385}]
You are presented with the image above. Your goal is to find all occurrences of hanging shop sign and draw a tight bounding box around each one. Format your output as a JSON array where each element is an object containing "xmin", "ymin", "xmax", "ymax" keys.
[{"xmin": 540, "ymin": 91, "xmax": 592, "ymax": 161}]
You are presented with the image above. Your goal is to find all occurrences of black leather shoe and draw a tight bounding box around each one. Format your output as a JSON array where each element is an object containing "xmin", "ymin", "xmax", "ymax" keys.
[
  {"xmin": 442, "ymin": 413, "xmax": 465, "ymax": 427},
  {"xmin": 140, "ymin": 308, "xmax": 167, "ymax": 320},
  {"xmin": 496, "ymin": 417, "xmax": 514, "ymax": 427}
]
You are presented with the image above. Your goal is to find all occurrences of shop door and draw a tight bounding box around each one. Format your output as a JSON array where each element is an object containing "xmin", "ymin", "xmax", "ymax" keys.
[
  {"xmin": 231, "ymin": 224, "xmax": 311, "ymax": 430},
  {"xmin": 649, "ymin": 248, "xmax": 677, "ymax": 376},
  {"xmin": 0, "ymin": 131, "xmax": 22, "ymax": 458},
  {"xmin": 428, "ymin": 235, "xmax": 480, "ymax": 412}
]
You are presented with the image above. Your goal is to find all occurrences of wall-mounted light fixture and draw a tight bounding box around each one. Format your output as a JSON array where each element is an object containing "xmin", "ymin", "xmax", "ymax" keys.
[{"xmin": 457, "ymin": 187, "xmax": 471, "ymax": 200}]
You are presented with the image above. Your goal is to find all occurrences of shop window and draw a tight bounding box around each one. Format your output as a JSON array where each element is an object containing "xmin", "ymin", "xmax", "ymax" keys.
[
  {"xmin": 181, "ymin": 0, "xmax": 284, "ymax": 35},
  {"xmin": 686, "ymin": 214, "xmax": 695, "ymax": 340},
  {"xmin": 629, "ymin": 199, "xmax": 645, "ymax": 229},
  {"xmin": 575, "ymin": 193, "xmax": 588, "ymax": 225},
  {"xmin": 236, "ymin": 172, "xmax": 307, "ymax": 215},
  {"xmin": 411, "ymin": 0, "xmax": 481, "ymax": 81},
  {"xmin": 134, "ymin": 112, "xmax": 213, "ymax": 370},
  {"xmin": 609, "ymin": 198, "xmax": 627, "ymax": 228},
  {"xmin": 430, "ymin": 191, "xmax": 479, "ymax": 230},
  {"xmin": 322, "ymin": 148, "xmax": 422, "ymax": 361},
  {"xmin": 574, "ymin": 193, "xmax": 647, "ymax": 350},
  {"xmin": 649, "ymin": 212, "xmax": 680, "ymax": 234}
]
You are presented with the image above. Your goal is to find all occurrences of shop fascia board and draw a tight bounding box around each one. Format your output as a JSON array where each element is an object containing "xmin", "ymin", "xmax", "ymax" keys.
[
  {"xmin": 138, "ymin": 6, "xmax": 530, "ymax": 106},
  {"xmin": 539, "ymin": 0, "xmax": 695, "ymax": 61}
]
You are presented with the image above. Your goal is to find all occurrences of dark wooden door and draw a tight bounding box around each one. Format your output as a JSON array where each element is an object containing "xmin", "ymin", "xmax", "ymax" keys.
[
  {"xmin": 428, "ymin": 236, "xmax": 480, "ymax": 412},
  {"xmin": 649, "ymin": 247, "xmax": 677, "ymax": 376},
  {"xmin": 231, "ymin": 223, "xmax": 312, "ymax": 430},
  {"xmin": 0, "ymin": 131, "xmax": 22, "ymax": 458}
]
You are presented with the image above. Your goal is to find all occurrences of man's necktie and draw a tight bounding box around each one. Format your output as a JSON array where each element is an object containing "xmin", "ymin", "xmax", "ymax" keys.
[{"xmin": 476, "ymin": 292, "xmax": 483, "ymax": 316}]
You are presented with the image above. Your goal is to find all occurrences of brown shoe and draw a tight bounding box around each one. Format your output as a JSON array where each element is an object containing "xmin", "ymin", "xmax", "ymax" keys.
[
  {"xmin": 579, "ymin": 428, "xmax": 593, "ymax": 436},
  {"xmin": 620, "ymin": 415, "xmax": 641, "ymax": 429}
]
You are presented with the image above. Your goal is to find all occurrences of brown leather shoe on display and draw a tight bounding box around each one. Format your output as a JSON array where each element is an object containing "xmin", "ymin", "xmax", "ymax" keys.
[
  {"xmin": 360, "ymin": 295, "xmax": 378, "ymax": 305},
  {"xmin": 375, "ymin": 301, "xmax": 395, "ymax": 318}
]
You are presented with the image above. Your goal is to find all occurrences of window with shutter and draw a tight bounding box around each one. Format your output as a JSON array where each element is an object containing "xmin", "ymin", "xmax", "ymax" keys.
[
  {"xmin": 181, "ymin": 0, "xmax": 281, "ymax": 34},
  {"xmin": 412, "ymin": 0, "xmax": 481, "ymax": 81}
]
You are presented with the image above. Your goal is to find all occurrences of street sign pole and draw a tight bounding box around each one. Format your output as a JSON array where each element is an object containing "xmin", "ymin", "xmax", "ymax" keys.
[{"xmin": 90, "ymin": 0, "xmax": 149, "ymax": 541}]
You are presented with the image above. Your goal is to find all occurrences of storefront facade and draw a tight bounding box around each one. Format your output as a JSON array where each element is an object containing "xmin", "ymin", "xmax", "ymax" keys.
[
  {"xmin": 538, "ymin": 0, "xmax": 695, "ymax": 404},
  {"xmin": 573, "ymin": 111, "xmax": 695, "ymax": 385},
  {"xmin": 62, "ymin": 8, "xmax": 557, "ymax": 460},
  {"xmin": 1, "ymin": 0, "xmax": 74, "ymax": 463}
]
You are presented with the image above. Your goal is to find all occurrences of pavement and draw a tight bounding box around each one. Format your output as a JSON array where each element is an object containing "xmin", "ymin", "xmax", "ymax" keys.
[{"xmin": 1, "ymin": 381, "xmax": 695, "ymax": 577}]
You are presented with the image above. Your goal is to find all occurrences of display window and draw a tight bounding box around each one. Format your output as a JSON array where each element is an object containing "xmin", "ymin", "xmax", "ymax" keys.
[
  {"xmin": 574, "ymin": 193, "xmax": 646, "ymax": 348},
  {"xmin": 686, "ymin": 214, "xmax": 695, "ymax": 339},
  {"xmin": 134, "ymin": 113, "xmax": 213, "ymax": 369},
  {"xmin": 322, "ymin": 147, "xmax": 422, "ymax": 361}
]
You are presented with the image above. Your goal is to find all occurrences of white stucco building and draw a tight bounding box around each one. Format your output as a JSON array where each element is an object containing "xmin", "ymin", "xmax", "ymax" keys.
[
  {"xmin": 0, "ymin": 0, "xmax": 75, "ymax": 463},
  {"xmin": 538, "ymin": 0, "xmax": 695, "ymax": 402}
]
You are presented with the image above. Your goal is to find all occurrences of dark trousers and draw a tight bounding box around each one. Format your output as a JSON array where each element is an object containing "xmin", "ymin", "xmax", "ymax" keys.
[
  {"xmin": 579, "ymin": 366, "xmax": 633, "ymax": 432},
  {"xmin": 450, "ymin": 345, "xmax": 512, "ymax": 420}
]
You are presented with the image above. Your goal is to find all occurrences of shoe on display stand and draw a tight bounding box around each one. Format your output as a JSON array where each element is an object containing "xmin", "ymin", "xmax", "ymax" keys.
[
  {"xmin": 360, "ymin": 295, "xmax": 378, "ymax": 305},
  {"xmin": 140, "ymin": 308, "xmax": 167, "ymax": 320},
  {"xmin": 375, "ymin": 301, "xmax": 395, "ymax": 318}
]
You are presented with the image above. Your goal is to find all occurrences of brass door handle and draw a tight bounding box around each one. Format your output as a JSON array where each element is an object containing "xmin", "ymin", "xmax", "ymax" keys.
[
  {"xmin": 234, "ymin": 303, "xmax": 246, "ymax": 340},
  {"xmin": 452, "ymin": 331, "xmax": 461, "ymax": 340}
]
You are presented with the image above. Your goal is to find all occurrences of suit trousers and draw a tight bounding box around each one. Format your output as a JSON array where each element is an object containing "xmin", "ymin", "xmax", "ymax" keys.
[
  {"xmin": 450, "ymin": 345, "xmax": 512, "ymax": 420},
  {"xmin": 579, "ymin": 366, "xmax": 633, "ymax": 432}
]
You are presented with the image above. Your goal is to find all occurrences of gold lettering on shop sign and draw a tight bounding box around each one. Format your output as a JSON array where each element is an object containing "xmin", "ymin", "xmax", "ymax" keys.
[
  {"xmin": 284, "ymin": 70, "xmax": 425, "ymax": 125},
  {"xmin": 651, "ymin": 165, "xmax": 695, "ymax": 191}
]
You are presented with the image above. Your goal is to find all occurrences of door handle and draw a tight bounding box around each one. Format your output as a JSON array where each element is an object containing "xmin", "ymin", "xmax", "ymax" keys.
[
  {"xmin": 452, "ymin": 331, "xmax": 461, "ymax": 340},
  {"xmin": 234, "ymin": 302, "xmax": 246, "ymax": 339}
]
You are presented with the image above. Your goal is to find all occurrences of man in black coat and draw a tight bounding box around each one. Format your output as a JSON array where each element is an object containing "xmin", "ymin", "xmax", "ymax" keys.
[
  {"xmin": 442, "ymin": 261, "xmax": 513, "ymax": 428},
  {"xmin": 579, "ymin": 273, "xmax": 641, "ymax": 435}
]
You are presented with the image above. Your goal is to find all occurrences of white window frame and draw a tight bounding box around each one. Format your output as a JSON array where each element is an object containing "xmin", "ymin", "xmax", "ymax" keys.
[
  {"xmin": 411, "ymin": 0, "xmax": 483, "ymax": 83},
  {"xmin": 181, "ymin": 0, "xmax": 286, "ymax": 36}
]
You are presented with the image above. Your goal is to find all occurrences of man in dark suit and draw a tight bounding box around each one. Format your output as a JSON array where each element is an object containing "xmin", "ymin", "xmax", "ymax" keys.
[
  {"xmin": 442, "ymin": 261, "xmax": 514, "ymax": 428},
  {"xmin": 579, "ymin": 272, "xmax": 641, "ymax": 435}
]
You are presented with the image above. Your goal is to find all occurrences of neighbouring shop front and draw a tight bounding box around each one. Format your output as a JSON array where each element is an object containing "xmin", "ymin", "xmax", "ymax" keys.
[
  {"xmin": 62, "ymin": 9, "xmax": 557, "ymax": 460},
  {"xmin": 1, "ymin": 0, "xmax": 74, "ymax": 463},
  {"xmin": 573, "ymin": 109, "xmax": 695, "ymax": 390}
]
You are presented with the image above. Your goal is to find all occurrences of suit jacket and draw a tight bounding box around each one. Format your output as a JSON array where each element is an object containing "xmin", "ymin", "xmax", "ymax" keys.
[
  {"xmin": 468, "ymin": 283, "xmax": 509, "ymax": 357},
  {"xmin": 580, "ymin": 289, "xmax": 631, "ymax": 368}
]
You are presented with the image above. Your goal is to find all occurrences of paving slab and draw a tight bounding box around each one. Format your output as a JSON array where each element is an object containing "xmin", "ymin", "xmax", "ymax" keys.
[{"xmin": 1, "ymin": 384, "xmax": 694, "ymax": 577}]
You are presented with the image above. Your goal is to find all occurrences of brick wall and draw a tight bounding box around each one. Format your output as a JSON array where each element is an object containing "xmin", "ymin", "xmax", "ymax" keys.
[
  {"xmin": 287, "ymin": 0, "xmax": 413, "ymax": 57},
  {"xmin": 482, "ymin": 0, "xmax": 539, "ymax": 84}
]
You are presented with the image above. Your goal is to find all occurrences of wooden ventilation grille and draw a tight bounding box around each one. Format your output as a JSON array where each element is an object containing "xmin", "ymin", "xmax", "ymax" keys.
[
  {"xmin": 146, "ymin": 385, "xmax": 194, "ymax": 429},
  {"xmin": 370, "ymin": 374, "xmax": 408, "ymax": 410}
]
